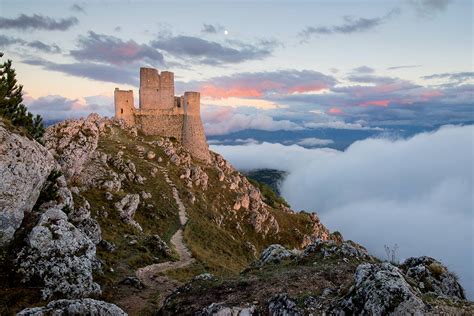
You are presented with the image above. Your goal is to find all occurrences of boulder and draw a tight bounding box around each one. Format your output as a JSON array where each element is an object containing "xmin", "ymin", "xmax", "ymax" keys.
[
  {"xmin": 0, "ymin": 124, "xmax": 56, "ymax": 246},
  {"xmin": 401, "ymin": 256, "xmax": 465, "ymax": 299},
  {"xmin": 146, "ymin": 151, "xmax": 156, "ymax": 160},
  {"xmin": 302, "ymin": 239, "xmax": 369, "ymax": 260},
  {"xmin": 268, "ymin": 294, "xmax": 301, "ymax": 316},
  {"xmin": 257, "ymin": 244, "xmax": 294, "ymax": 266},
  {"xmin": 114, "ymin": 194, "xmax": 141, "ymax": 231},
  {"xmin": 43, "ymin": 114, "xmax": 102, "ymax": 179},
  {"xmin": 16, "ymin": 208, "xmax": 101, "ymax": 300},
  {"xmin": 334, "ymin": 262, "xmax": 425, "ymax": 315},
  {"xmin": 199, "ymin": 303, "xmax": 256, "ymax": 316},
  {"xmin": 16, "ymin": 298, "xmax": 126, "ymax": 315}
]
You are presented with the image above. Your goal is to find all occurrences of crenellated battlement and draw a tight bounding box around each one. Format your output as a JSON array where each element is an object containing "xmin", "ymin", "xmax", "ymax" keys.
[{"xmin": 114, "ymin": 67, "xmax": 210, "ymax": 162}]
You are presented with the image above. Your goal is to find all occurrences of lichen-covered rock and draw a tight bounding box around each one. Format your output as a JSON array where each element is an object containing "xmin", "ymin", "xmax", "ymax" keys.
[
  {"xmin": 43, "ymin": 113, "xmax": 105, "ymax": 179},
  {"xmin": 198, "ymin": 303, "xmax": 256, "ymax": 316},
  {"xmin": 145, "ymin": 234, "xmax": 172, "ymax": 256},
  {"xmin": 334, "ymin": 262, "xmax": 425, "ymax": 315},
  {"xmin": 0, "ymin": 124, "xmax": 56, "ymax": 246},
  {"xmin": 401, "ymin": 256, "xmax": 465, "ymax": 299},
  {"xmin": 114, "ymin": 194, "xmax": 141, "ymax": 231},
  {"xmin": 257, "ymin": 244, "xmax": 295, "ymax": 266},
  {"xmin": 268, "ymin": 294, "xmax": 301, "ymax": 316},
  {"xmin": 302, "ymin": 239, "xmax": 369, "ymax": 260},
  {"xmin": 16, "ymin": 208, "xmax": 101, "ymax": 300},
  {"xmin": 16, "ymin": 298, "xmax": 127, "ymax": 315}
]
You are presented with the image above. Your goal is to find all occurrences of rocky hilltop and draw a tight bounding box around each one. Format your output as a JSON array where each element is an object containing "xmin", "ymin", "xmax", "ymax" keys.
[{"xmin": 0, "ymin": 114, "xmax": 472, "ymax": 315}]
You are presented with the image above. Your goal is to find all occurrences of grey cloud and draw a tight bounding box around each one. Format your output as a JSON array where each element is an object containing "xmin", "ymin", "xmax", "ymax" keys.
[
  {"xmin": 71, "ymin": 31, "xmax": 164, "ymax": 66},
  {"xmin": 201, "ymin": 23, "xmax": 225, "ymax": 34},
  {"xmin": 26, "ymin": 95, "xmax": 113, "ymax": 121},
  {"xmin": 0, "ymin": 14, "xmax": 78, "ymax": 31},
  {"xmin": 352, "ymin": 66, "xmax": 375, "ymax": 73},
  {"xmin": 23, "ymin": 58, "xmax": 138, "ymax": 85},
  {"xmin": 0, "ymin": 35, "xmax": 61, "ymax": 53},
  {"xmin": 387, "ymin": 65, "xmax": 421, "ymax": 70},
  {"xmin": 422, "ymin": 72, "xmax": 474, "ymax": 81},
  {"xmin": 409, "ymin": 0, "xmax": 452, "ymax": 16},
  {"xmin": 70, "ymin": 4, "xmax": 86, "ymax": 14},
  {"xmin": 151, "ymin": 35, "xmax": 276, "ymax": 65},
  {"xmin": 299, "ymin": 8, "xmax": 400, "ymax": 39},
  {"xmin": 27, "ymin": 41, "xmax": 61, "ymax": 53}
]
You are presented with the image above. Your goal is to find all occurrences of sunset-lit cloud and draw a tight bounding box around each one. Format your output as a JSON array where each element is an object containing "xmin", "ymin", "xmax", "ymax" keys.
[
  {"xmin": 188, "ymin": 70, "xmax": 337, "ymax": 99},
  {"xmin": 328, "ymin": 107, "xmax": 343, "ymax": 114},
  {"xmin": 360, "ymin": 99, "xmax": 391, "ymax": 107}
]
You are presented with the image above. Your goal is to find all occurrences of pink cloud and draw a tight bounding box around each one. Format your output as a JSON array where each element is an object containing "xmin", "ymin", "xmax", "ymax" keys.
[
  {"xmin": 359, "ymin": 99, "xmax": 391, "ymax": 107},
  {"xmin": 194, "ymin": 70, "xmax": 337, "ymax": 99},
  {"xmin": 328, "ymin": 107, "xmax": 343, "ymax": 115}
]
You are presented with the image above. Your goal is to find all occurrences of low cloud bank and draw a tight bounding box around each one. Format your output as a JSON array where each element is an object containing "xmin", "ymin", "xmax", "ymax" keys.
[{"xmin": 211, "ymin": 125, "xmax": 474, "ymax": 298}]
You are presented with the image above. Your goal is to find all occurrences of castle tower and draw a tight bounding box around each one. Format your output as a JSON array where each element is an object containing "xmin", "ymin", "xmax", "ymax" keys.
[
  {"xmin": 114, "ymin": 88, "xmax": 135, "ymax": 126},
  {"xmin": 159, "ymin": 71, "xmax": 175, "ymax": 109},
  {"xmin": 183, "ymin": 92, "xmax": 211, "ymax": 162},
  {"xmin": 139, "ymin": 67, "xmax": 160, "ymax": 109}
]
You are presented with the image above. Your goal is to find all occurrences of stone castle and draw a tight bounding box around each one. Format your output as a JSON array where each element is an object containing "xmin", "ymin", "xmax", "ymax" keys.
[{"xmin": 114, "ymin": 67, "xmax": 210, "ymax": 162}]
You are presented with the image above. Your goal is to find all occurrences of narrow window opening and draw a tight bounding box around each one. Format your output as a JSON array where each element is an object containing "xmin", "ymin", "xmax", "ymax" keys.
[{"xmin": 121, "ymin": 108, "xmax": 123, "ymax": 114}]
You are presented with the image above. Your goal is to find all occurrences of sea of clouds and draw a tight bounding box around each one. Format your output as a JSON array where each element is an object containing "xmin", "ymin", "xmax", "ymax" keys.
[{"xmin": 211, "ymin": 124, "xmax": 474, "ymax": 298}]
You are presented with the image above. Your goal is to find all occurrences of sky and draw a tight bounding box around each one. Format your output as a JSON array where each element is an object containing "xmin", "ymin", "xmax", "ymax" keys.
[{"xmin": 0, "ymin": 0, "xmax": 472, "ymax": 134}]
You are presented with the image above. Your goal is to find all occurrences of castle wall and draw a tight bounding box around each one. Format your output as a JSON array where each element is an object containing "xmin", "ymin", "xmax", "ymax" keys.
[
  {"xmin": 114, "ymin": 88, "xmax": 135, "ymax": 126},
  {"xmin": 139, "ymin": 68, "xmax": 160, "ymax": 110},
  {"xmin": 135, "ymin": 110, "xmax": 184, "ymax": 141},
  {"xmin": 159, "ymin": 71, "xmax": 174, "ymax": 109}
]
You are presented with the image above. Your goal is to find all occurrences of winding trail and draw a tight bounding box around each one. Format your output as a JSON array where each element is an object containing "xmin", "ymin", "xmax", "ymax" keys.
[
  {"xmin": 137, "ymin": 164, "xmax": 195, "ymax": 280},
  {"xmin": 117, "ymin": 163, "xmax": 195, "ymax": 314}
]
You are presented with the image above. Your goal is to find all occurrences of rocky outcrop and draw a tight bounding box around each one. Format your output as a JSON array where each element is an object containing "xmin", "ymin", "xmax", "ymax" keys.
[
  {"xmin": 199, "ymin": 303, "xmax": 256, "ymax": 316},
  {"xmin": 268, "ymin": 294, "xmax": 301, "ymax": 316},
  {"xmin": 334, "ymin": 262, "xmax": 426, "ymax": 315},
  {"xmin": 43, "ymin": 113, "xmax": 108, "ymax": 179},
  {"xmin": 17, "ymin": 298, "xmax": 127, "ymax": 315},
  {"xmin": 16, "ymin": 207, "xmax": 101, "ymax": 300},
  {"xmin": 302, "ymin": 239, "xmax": 370, "ymax": 260},
  {"xmin": 256, "ymin": 244, "xmax": 295, "ymax": 266},
  {"xmin": 114, "ymin": 194, "xmax": 141, "ymax": 231},
  {"xmin": 0, "ymin": 124, "xmax": 56, "ymax": 246},
  {"xmin": 401, "ymin": 256, "xmax": 465, "ymax": 299}
]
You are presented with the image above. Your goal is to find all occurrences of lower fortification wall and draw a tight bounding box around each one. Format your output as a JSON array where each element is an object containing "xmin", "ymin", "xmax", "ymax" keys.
[
  {"xmin": 132, "ymin": 109, "xmax": 211, "ymax": 163},
  {"xmin": 135, "ymin": 113, "xmax": 184, "ymax": 140}
]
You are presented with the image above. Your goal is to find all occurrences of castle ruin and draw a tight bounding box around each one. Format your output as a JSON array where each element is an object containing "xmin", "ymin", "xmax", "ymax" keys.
[{"xmin": 114, "ymin": 67, "xmax": 211, "ymax": 162}]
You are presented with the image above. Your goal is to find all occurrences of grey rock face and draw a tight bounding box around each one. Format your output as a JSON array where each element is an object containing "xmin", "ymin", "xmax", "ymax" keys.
[
  {"xmin": 0, "ymin": 124, "xmax": 56, "ymax": 246},
  {"xmin": 257, "ymin": 244, "xmax": 294, "ymax": 266},
  {"xmin": 16, "ymin": 208, "xmax": 101, "ymax": 300},
  {"xmin": 268, "ymin": 294, "xmax": 301, "ymax": 316},
  {"xmin": 401, "ymin": 256, "xmax": 465, "ymax": 299},
  {"xmin": 114, "ymin": 194, "xmax": 141, "ymax": 231},
  {"xmin": 199, "ymin": 303, "xmax": 256, "ymax": 316},
  {"xmin": 302, "ymin": 239, "xmax": 369, "ymax": 260},
  {"xmin": 334, "ymin": 262, "xmax": 425, "ymax": 315},
  {"xmin": 16, "ymin": 298, "xmax": 127, "ymax": 316},
  {"xmin": 43, "ymin": 113, "xmax": 108, "ymax": 180}
]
